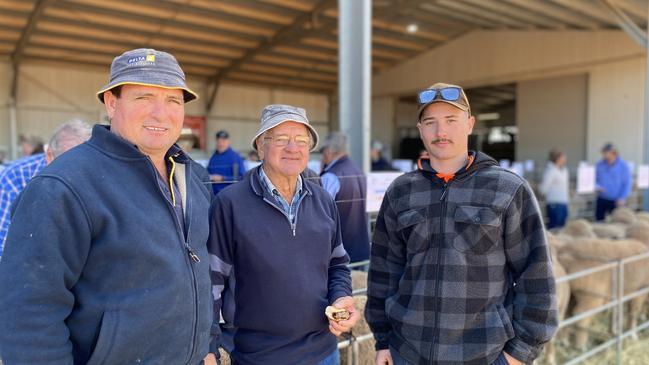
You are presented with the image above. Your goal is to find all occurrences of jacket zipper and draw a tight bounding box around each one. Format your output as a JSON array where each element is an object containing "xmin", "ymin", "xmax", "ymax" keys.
[
  {"xmin": 147, "ymin": 156, "xmax": 199, "ymax": 365},
  {"xmin": 262, "ymin": 191, "xmax": 307, "ymax": 236},
  {"xmin": 429, "ymin": 182, "xmax": 450, "ymax": 363}
]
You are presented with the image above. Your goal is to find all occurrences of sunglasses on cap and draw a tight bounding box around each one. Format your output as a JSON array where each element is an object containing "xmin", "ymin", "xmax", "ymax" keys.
[{"xmin": 417, "ymin": 87, "xmax": 462, "ymax": 105}]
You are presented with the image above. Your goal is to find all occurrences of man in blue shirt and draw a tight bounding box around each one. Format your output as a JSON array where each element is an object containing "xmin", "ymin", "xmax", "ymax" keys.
[
  {"xmin": 0, "ymin": 119, "xmax": 91, "ymax": 253},
  {"xmin": 207, "ymin": 130, "xmax": 245, "ymax": 194},
  {"xmin": 595, "ymin": 143, "xmax": 632, "ymax": 221}
]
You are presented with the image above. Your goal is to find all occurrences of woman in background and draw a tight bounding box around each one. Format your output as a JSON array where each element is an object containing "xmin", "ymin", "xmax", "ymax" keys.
[{"xmin": 539, "ymin": 148, "xmax": 569, "ymax": 229}]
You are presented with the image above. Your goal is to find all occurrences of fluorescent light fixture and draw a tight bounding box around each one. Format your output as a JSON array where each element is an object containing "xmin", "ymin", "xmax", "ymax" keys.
[{"xmin": 477, "ymin": 112, "xmax": 500, "ymax": 121}]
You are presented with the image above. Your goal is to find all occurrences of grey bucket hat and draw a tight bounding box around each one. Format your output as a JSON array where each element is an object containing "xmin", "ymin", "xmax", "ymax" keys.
[
  {"xmin": 96, "ymin": 48, "xmax": 198, "ymax": 104},
  {"xmin": 251, "ymin": 104, "xmax": 319, "ymax": 151}
]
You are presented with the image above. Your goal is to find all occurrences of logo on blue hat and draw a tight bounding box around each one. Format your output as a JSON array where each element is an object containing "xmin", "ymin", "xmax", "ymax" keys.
[{"xmin": 127, "ymin": 54, "xmax": 156, "ymax": 64}]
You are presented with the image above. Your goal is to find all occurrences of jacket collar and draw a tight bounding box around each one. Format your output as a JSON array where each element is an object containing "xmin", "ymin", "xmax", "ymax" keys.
[
  {"xmin": 249, "ymin": 164, "xmax": 313, "ymax": 198},
  {"xmin": 88, "ymin": 124, "xmax": 190, "ymax": 163},
  {"xmin": 323, "ymin": 155, "xmax": 348, "ymax": 172},
  {"xmin": 417, "ymin": 150, "xmax": 497, "ymax": 182}
]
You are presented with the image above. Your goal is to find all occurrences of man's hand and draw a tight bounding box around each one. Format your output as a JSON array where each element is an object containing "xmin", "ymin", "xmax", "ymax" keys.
[
  {"xmin": 210, "ymin": 174, "xmax": 224, "ymax": 183},
  {"xmin": 203, "ymin": 352, "xmax": 218, "ymax": 365},
  {"xmin": 616, "ymin": 199, "xmax": 626, "ymax": 207},
  {"xmin": 503, "ymin": 351, "xmax": 523, "ymax": 365},
  {"xmin": 328, "ymin": 296, "xmax": 360, "ymax": 336},
  {"xmin": 375, "ymin": 349, "xmax": 393, "ymax": 365}
]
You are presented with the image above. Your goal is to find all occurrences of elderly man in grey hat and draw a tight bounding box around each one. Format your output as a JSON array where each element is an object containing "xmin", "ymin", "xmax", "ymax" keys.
[
  {"xmin": 208, "ymin": 104, "xmax": 359, "ymax": 365},
  {"xmin": 0, "ymin": 48, "xmax": 214, "ymax": 365}
]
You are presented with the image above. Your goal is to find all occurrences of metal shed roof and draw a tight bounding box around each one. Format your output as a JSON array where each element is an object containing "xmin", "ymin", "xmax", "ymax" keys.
[{"xmin": 1, "ymin": 0, "xmax": 647, "ymax": 93}]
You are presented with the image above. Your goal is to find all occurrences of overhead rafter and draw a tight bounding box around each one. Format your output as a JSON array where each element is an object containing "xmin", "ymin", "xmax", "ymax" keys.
[
  {"xmin": 133, "ymin": 0, "xmax": 280, "ymax": 35},
  {"xmin": 501, "ymin": 0, "xmax": 602, "ymax": 29},
  {"xmin": 11, "ymin": 0, "xmax": 53, "ymax": 99},
  {"xmin": 547, "ymin": 0, "xmax": 617, "ymax": 26},
  {"xmin": 437, "ymin": 0, "xmax": 532, "ymax": 29},
  {"xmin": 52, "ymin": 1, "xmax": 266, "ymax": 42},
  {"xmin": 205, "ymin": 0, "xmax": 338, "ymax": 113},
  {"xmin": 459, "ymin": 0, "xmax": 567, "ymax": 28},
  {"xmin": 600, "ymin": 0, "xmax": 647, "ymax": 48},
  {"xmin": 614, "ymin": 0, "xmax": 648, "ymax": 21},
  {"xmin": 419, "ymin": 3, "xmax": 500, "ymax": 28},
  {"xmin": 12, "ymin": 0, "xmax": 51, "ymax": 66}
]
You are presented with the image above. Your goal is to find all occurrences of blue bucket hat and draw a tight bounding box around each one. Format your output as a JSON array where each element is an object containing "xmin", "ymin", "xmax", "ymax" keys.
[{"xmin": 97, "ymin": 48, "xmax": 198, "ymax": 104}]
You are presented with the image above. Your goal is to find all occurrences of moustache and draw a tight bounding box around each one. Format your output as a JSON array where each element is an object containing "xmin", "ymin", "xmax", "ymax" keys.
[{"xmin": 432, "ymin": 139, "xmax": 453, "ymax": 144}]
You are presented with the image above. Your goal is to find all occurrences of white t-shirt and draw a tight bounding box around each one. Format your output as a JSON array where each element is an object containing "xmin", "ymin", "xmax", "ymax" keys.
[{"xmin": 539, "ymin": 162, "xmax": 569, "ymax": 204}]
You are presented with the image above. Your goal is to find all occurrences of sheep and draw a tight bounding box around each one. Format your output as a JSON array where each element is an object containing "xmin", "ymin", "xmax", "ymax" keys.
[
  {"xmin": 591, "ymin": 222, "xmax": 628, "ymax": 239},
  {"xmin": 561, "ymin": 219, "xmax": 596, "ymax": 239},
  {"xmin": 626, "ymin": 221, "xmax": 649, "ymax": 246},
  {"xmin": 540, "ymin": 233, "xmax": 572, "ymax": 365},
  {"xmin": 635, "ymin": 211, "xmax": 649, "ymax": 225},
  {"xmin": 609, "ymin": 207, "xmax": 636, "ymax": 224},
  {"xmin": 558, "ymin": 238, "xmax": 649, "ymax": 349},
  {"xmin": 351, "ymin": 270, "xmax": 368, "ymax": 292},
  {"xmin": 547, "ymin": 233, "xmax": 571, "ymax": 320}
]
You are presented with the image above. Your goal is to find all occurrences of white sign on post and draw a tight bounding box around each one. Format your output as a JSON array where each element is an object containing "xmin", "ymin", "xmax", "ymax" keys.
[
  {"xmin": 577, "ymin": 164, "xmax": 596, "ymax": 194},
  {"xmin": 366, "ymin": 172, "xmax": 403, "ymax": 213},
  {"xmin": 637, "ymin": 165, "xmax": 649, "ymax": 189},
  {"xmin": 307, "ymin": 160, "xmax": 322, "ymax": 174},
  {"xmin": 392, "ymin": 159, "xmax": 415, "ymax": 173}
]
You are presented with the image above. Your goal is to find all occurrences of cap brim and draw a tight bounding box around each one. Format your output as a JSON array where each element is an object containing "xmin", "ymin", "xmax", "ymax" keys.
[
  {"xmin": 418, "ymin": 100, "xmax": 469, "ymax": 119},
  {"xmin": 96, "ymin": 81, "xmax": 198, "ymax": 104},
  {"xmin": 251, "ymin": 118, "xmax": 319, "ymax": 152}
]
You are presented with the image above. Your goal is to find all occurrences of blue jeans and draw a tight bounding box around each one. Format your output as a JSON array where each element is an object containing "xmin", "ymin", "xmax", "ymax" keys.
[
  {"xmin": 546, "ymin": 203, "xmax": 568, "ymax": 229},
  {"xmin": 596, "ymin": 197, "xmax": 616, "ymax": 221},
  {"xmin": 315, "ymin": 350, "xmax": 340, "ymax": 365}
]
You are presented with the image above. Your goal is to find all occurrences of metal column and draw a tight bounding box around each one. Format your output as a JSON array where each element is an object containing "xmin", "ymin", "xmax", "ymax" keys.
[
  {"xmin": 645, "ymin": 1, "xmax": 649, "ymax": 211},
  {"xmin": 9, "ymin": 63, "xmax": 18, "ymax": 160},
  {"xmin": 338, "ymin": 0, "xmax": 372, "ymax": 173}
]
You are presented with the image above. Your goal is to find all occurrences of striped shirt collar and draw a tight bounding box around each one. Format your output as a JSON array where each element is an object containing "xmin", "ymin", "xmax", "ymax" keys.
[{"xmin": 258, "ymin": 165, "xmax": 303, "ymax": 221}]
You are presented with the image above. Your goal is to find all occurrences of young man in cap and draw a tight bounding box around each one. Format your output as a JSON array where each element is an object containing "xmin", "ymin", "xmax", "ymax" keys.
[
  {"xmin": 366, "ymin": 83, "xmax": 558, "ymax": 365},
  {"xmin": 207, "ymin": 130, "xmax": 246, "ymax": 194},
  {"xmin": 595, "ymin": 143, "xmax": 632, "ymax": 221},
  {"xmin": 0, "ymin": 49, "xmax": 214, "ymax": 365},
  {"xmin": 208, "ymin": 104, "xmax": 359, "ymax": 365}
]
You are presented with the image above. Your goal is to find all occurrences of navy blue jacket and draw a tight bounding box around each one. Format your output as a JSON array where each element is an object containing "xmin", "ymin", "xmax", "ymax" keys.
[
  {"xmin": 208, "ymin": 167, "xmax": 352, "ymax": 365},
  {"xmin": 0, "ymin": 125, "xmax": 213, "ymax": 365},
  {"xmin": 321, "ymin": 156, "xmax": 370, "ymax": 262},
  {"xmin": 207, "ymin": 147, "xmax": 245, "ymax": 194}
]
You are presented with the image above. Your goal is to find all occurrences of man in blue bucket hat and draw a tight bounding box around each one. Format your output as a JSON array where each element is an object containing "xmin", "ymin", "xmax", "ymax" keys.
[{"xmin": 0, "ymin": 49, "xmax": 214, "ymax": 365}]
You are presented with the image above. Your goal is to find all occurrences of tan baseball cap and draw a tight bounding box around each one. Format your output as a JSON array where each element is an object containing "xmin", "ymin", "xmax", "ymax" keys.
[{"xmin": 417, "ymin": 82, "xmax": 471, "ymax": 119}]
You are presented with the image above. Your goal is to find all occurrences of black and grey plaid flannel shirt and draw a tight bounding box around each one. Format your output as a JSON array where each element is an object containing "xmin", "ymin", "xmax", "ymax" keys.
[{"xmin": 366, "ymin": 152, "xmax": 558, "ymax": 365}]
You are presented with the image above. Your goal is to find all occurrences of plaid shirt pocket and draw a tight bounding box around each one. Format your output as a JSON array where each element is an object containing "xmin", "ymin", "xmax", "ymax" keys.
[
  {"xmin": 453, "ymin": 205, "xmax": 502, "ymax": 254},
  {"xmin": 397, "ymin": 208, "xmax": 428, "ymax": 254}
]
